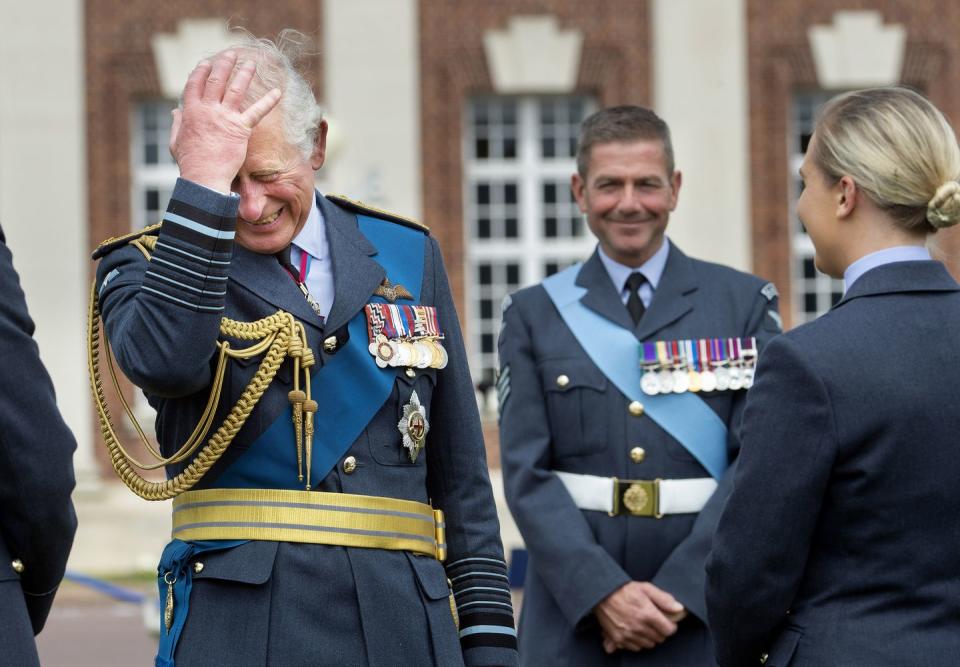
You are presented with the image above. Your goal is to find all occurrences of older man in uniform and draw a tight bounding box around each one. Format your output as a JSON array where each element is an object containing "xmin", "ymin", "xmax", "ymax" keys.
[
  {"xmin": 498, "ymin": 106, "xmax": 781, "ymax": 665},
  {"xmin": 92, "ymin": 33, "xmax": 515, "ymax": 666},
  {"xmin": 0, "ymin": 226, "xmax": 77, "ymax": 667}
]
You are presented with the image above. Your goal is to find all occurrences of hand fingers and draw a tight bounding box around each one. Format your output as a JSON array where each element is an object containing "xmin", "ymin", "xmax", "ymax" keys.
[
  {"xmin": 181, "ymin": 60, "xmax": 212, "ymax": 104},
  {"xmin": 642, "ymin": 583, "xmax": 684, "ymax": 615},
  {"xmin": 641, "ymin": 609, "xmax": 678, "ymax": 640},
  {"xmin": 201, "ymin": 51, "xmax": 238, "ymax": 102},
  {"xmin": 602, "ymin": 638, "xmax": 616, "ymax": 654},
  {"xmin": 241, "ymin": 87, "xmax": 282, "ymax": 129},
  {"xmin": 622, "ymin": 637, "xmax": 655, "ymax": 651},
  {"xmin": 222, "ymin": 59, "xmax": 256, "ymax": 109}
]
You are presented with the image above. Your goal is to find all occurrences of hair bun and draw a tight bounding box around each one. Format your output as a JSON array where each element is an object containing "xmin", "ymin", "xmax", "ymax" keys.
[{"xmin": 927, "ymin": 180, "xmax": 960, "ymax": 228}]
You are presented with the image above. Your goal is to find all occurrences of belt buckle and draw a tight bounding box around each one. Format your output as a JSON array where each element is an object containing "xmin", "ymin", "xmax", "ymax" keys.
[{"xmin": 612, "ymin": 478, "xmax": 661, "ymax": 518}]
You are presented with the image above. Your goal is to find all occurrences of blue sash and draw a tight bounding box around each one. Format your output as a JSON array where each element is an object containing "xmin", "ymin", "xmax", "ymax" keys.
[
  {"xmin": 542, "ymin": 264, "xmax": 728, "ymax": 480},
  {"xmin": 214, "ymin": 214, "xmax": 424, "ymax": 489}
]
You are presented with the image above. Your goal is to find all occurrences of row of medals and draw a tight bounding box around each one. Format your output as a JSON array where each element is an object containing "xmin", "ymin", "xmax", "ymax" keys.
[
  {"xmin": 369, "ymin": 333, "xmax": 448, "ymax": 369},
  {"xmin": 640, "ymin": 339, "xmax": 757, "ymax": 396}
]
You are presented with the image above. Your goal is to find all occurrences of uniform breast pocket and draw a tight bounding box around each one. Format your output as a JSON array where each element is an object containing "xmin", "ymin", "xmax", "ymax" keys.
[
  {"xmin": 369, "ymin": 367, "xmax": 438, "ymax": 466},
  {"xmin": 540, "ymin": 359, "xmax": 609, "ymax": 458}
]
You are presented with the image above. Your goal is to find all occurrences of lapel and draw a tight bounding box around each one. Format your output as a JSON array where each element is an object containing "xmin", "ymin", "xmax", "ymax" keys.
[
  {"xmin": 228, "ymin": 240, "xmax": 325, "ymax": 330},
  {"xmin": 833, "ymin": 260, "xmax": 959, "ymax": 311},
  {"xmin": 635, "ymin": 243, "xmax": 697, "ymax": 341},
  {"xmin": 577, "ymin": 250, "xmax": 636, "ymax": 331},
  {"xmin": 318, "ymin": 194, "xmax": 385, "ymax": 333}
]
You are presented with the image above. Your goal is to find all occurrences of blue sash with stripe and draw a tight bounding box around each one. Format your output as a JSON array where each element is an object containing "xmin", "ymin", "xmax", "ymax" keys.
[
  {"xmin": 213, "ymin": 214, "xmax": 424, "ymax": 489},
  {"xmin": 542, "ymin": 264, "xmax": 729, "ymax": 480}
]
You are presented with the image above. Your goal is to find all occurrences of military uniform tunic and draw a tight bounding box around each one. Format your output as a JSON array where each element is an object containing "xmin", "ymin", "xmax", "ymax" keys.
[
  {"xmin": 498, "ymin": 244, "xmax": 779, "ymax": 666},
  {"xmin": 0, "ymin": 224, "xmax": 77, "ymax": 667},
  {"xmin": 95, "ymin": 179, "xmax": 517, "ymax": 666}
]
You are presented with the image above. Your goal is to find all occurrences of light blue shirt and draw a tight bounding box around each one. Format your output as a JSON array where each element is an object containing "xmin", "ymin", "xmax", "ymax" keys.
[
  {"xmin": 290, "ymin": 195, "xmax": 334, "ymax": 319},
  {"xmin": 597, "ymin": 237, "xmax": 671, "ymax": 308},
  {"xmin": 843, "ymin": 245, "xmax": 932, "ymax": 293}
]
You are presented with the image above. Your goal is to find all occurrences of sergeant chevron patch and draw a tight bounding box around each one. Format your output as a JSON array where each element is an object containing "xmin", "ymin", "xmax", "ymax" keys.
[{"xmin": 497, "ymin": 366, "xmax": 511, "ymax": 412}]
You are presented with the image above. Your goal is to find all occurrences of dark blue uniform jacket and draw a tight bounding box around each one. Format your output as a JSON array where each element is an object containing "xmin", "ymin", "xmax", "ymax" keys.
[
  {"xmin": 499, "ymin": 245, "xmax": 779, "ymax": 666},
  {"xmin": 95, "ymin": 180, "xmax": 516, "ymax": 667},
  {"xmin": 707, "ymin": 260, "xmax": 960, "ymax": 667},
  {"xmin": 0, "ymin": 225, "xmax": 77, "ymax": 667}
]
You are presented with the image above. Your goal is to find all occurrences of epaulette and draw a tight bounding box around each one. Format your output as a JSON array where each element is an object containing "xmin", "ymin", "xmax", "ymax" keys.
[
  {"xmin": 92, "ymin": 223, "xmax": 163, "ymax": 260},
  {"xmin": 326, "ymin": 194, "xmax": 429, "ymax": 233}
]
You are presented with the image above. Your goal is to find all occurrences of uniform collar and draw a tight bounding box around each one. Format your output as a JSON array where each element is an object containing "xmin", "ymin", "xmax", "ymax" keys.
[
  {"xmin": 843, "ymin": 245, "xmax": 931, "ymax": 293},
  {"xmin": 597, "ymin": 237, "xmax": 671, "ymax": 293}
]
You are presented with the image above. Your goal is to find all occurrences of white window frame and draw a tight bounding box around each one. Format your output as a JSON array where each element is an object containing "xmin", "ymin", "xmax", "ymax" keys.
[
  {"xmin": 130, "ymin": 100, "xmax": 180, "ymax": 232},
  {"xmin": 790, "ymin": 91, "xmax": 845, "ymax": 324},
  {"xmin": 463, "ymin": 96, "xmax": 596, "ymax": 395}
]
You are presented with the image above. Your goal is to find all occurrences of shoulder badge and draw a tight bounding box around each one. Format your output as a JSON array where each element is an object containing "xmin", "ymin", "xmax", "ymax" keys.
[
  {"xmin": 326, "ymin": 194, "xmax": 429, "ymax": 234},
  {"xmin": 92, "ymin": 223, "xmax": 162, "ymax": 260},
  {"xmin": 760, "ymin": 282, "xmax": 779, "ymax": 302}
]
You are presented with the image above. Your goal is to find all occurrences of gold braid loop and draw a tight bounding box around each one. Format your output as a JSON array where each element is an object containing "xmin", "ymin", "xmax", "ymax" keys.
[{"xmin": 88, "ymin": 281, "xmax": 309, "ymax": 500}]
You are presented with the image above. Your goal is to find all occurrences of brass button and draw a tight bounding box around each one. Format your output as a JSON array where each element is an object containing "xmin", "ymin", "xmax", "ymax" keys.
[
  {"xmin": 11, "ymin": 559, "xmax": 23, "ymax": 574},
  {"xmin": 760, "ymin": 653, "xmax": 769, "ymax": 665},
  {"xmin": 405, "ymin": 368, "xmax": 416, "ymax": 378},
  {"xmin": 556, "ymin": 374, "xmax": 570, "ymax": 387},
  {"xmin": 343, "ymin": 456, "xmax": 358, "ymax": 474},
  {"xmin": 628, "ymin": 401, "xmax": 644, "ymax": 416},
  {"xmin": 323, "ymin": 336, "xmax": 338, "ymax": 352},
  {"xmin": 630, "ymin": 447, "xmax": 646, "ymax": 463},
  {"xmin": 193, "ymin": 562, "xmax": 204, "ymax": 574}
]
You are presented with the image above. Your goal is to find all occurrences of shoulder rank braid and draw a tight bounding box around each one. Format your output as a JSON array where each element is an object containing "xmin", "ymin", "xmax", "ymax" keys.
[
  {"xmin": 326, "ymin": 194, "xmax": 430, "ymax": 233},
  {"xmin": 90, "ymin": 228, "xmax": 321, "ymax": 499}
]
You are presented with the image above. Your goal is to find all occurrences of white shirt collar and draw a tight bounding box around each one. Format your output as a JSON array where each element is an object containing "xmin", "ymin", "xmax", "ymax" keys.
[
  {"xmin": 843, "ymin": 245, "xmax": 931, "ymax": 292},
  {"xmin": 291, "ymin": 193, "xmax": 328, "ymax": 261},
  {"xmin": 597, "ymin": 237, "xmax": 671, "ymax": 293}
]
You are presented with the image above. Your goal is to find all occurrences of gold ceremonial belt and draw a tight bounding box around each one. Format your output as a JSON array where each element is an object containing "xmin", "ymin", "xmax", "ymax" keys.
[
  {"xmin": 172, "ymin": 488, "xmax": 447, "ymax": 561},
  {"xmin": 610, "ymin": 478, "xmax": 662, "ymax": 518}
]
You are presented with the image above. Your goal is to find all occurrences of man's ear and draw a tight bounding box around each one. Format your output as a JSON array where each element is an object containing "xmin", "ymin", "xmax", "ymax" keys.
[
  {"xmin": 836, "ymin": 175, "xmax": 857, "ymax": 219},
  {"xmin": 311, "ymin": 120, "xmax": 329, "ymax": 170},
  {"xmin": 571, "ymin": 172, "xmax": 587, "ymax": 214}
]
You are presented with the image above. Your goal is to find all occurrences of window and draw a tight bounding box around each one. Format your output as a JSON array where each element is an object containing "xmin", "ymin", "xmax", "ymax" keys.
[
  {"xmin": 790, "ymin": 91, "xmax": 844, "ymax": 324},
  {"xmin": 464, "ymin": 96, "xmax": 596, "ymax": 390},
  {"xmin": 131, "ymin": 100, "xmax": 179, "ymax": 231}
]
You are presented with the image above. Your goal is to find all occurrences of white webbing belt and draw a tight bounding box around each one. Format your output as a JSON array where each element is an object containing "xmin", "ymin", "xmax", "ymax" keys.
[{"xmin": 555, "ymin": 471, "xmax": 717, "ymax": 516}]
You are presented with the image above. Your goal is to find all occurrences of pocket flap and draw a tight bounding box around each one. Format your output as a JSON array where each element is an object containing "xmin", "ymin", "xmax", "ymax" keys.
[
  {"xmin": 539, "ymin": 359, "xmax": 607, "ymax": 393},
  {"xmin": 191, "ymin": 541, "xmax": 279, "ymax": 585},
  {"xmin": 405, "ymin": 552, "xmax": 451, "ymax": 600},
  {"xmin": 766, "ymin": 625, "xmax": 803, "ymax": 667},
  {"xmin": 396, "ymin": 366, "xmax": 438, "ymax": 387}
]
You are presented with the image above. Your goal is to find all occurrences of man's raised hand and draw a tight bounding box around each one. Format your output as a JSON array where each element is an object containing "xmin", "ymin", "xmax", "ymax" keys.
[{"xmin": 169, "ymin": 51, "xmax": 282, "ymax": 193}]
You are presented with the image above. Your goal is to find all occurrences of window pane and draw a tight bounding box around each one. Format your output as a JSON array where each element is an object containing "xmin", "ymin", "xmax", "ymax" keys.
[
  {"xmin": 465, "ymin": 96, "xmax": 596, "ymax": 386},
  {"xmin": 480, "ymin": 298, "xmax": 493, "ymax": 319}
]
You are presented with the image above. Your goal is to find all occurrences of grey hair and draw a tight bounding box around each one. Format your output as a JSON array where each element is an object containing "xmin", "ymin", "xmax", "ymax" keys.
[
  {"xmin": 813, "ymin": 87, "xmax": 960, "ymax": 233},
  {"xmin": 220, "ymin": 28, "xmax": 324, "ymax": 159}
]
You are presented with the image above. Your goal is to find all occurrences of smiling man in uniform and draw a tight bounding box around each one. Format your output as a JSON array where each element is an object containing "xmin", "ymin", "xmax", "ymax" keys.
[
  {"xmin": 92, "ymin": 31, "xmax": 516, "ymax": 667},
  {"xmin": 498, "ymin": 105, "xmax": 781, "ymax": 665}
]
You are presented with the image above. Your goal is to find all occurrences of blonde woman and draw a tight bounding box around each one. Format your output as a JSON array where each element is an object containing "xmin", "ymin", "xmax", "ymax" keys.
[{"xmin": 705, "ymin": 87, "xmax": 960, "ymax": 667}]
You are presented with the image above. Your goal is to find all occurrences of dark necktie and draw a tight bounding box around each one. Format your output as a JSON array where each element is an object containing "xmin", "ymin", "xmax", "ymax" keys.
[{"xmin": 624, "ymin": 272, "xmax": 646, "ymax": 325}]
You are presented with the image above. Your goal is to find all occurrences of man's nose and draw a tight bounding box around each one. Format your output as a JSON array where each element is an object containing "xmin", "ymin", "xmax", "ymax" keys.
[
  {"xmin": 617, "ymin": 185, "xmax": 643, "ymax": 215},
  {"xmin": 236, "ymin": 181, "xmax": 266, "ymax": 222}
]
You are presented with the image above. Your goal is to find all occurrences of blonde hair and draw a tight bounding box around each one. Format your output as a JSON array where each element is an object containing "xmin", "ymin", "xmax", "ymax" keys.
[{"xmin": 813, "ymin": 87, "xmax": 960, "ymax": 232}]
